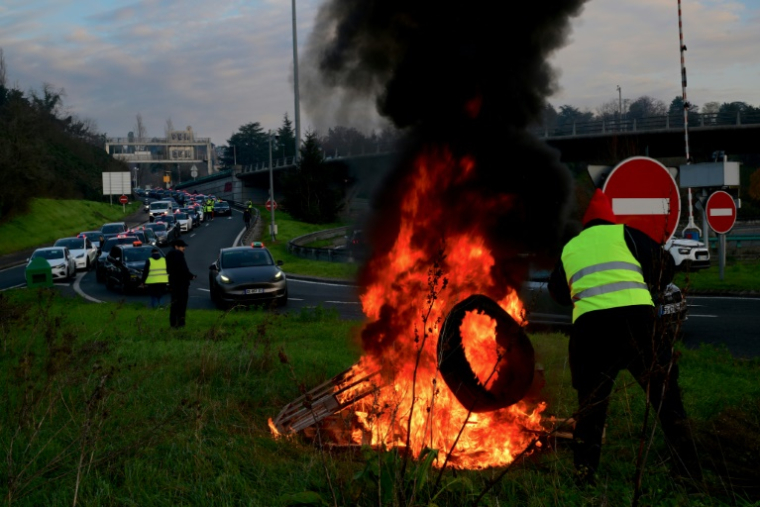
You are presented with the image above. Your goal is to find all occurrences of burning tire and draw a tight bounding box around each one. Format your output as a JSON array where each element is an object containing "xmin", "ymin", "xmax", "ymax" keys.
[{"xmin": 438, "ymin": 294, "xmax": 535, "ymax": 413}]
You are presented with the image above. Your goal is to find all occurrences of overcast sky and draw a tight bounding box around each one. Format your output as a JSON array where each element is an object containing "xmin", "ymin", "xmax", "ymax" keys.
[{"xmin": 1, "ymin": 0, "xmax": 758, "ymax": 147}]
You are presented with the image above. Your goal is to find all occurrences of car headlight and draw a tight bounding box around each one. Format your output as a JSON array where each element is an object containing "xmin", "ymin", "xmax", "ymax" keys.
[
  {"xmin": 220, "ymin": 274, "xmax": 231, "ymax": 283},
  {"xmin": 76, "ymin": 253, "xmax": 85, "ymax": 258},
  {"xmin": 272, "ymin": 271, "xmax": 283, "ymax": 281},
  {"xmin": 678, "ymin": 248, "xmax": 691, "ymax": 254}
]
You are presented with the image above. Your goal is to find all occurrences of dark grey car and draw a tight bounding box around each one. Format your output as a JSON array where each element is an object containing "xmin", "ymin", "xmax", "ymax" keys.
[{"xmin": 209, "ymin": 246, "xmax": 287, "ymax": 308}]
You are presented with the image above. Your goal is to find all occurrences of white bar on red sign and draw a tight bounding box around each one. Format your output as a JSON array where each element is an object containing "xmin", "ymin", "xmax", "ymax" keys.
[
  {"xmin": 612, "ymin": 198, "xmax": 670, "ymax": 215},
  {"xmin": 709, "ymin": 208, "xmax": 733, "ymax": 216}
]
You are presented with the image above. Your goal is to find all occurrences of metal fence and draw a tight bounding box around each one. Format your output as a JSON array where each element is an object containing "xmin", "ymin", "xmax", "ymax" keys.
[{"xmin": 532, "ymin": 111, "xmax": 760, "ymax": 138}]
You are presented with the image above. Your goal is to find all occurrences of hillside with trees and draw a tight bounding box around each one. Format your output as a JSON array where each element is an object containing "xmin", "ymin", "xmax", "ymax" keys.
[{"xmin": 0, "ymin": 50, "xmax": 127, "ymax": 223}]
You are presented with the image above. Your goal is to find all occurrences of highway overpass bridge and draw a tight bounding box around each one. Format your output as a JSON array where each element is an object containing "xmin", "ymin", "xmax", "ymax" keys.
[{"xmin": 179, "ymin": 111, "xmax": 760, "ymax": 205}]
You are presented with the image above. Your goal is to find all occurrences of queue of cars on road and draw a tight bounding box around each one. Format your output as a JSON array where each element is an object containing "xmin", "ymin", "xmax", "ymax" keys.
[{"xmin": 24, "ymin": 200, "xmax": 291, "ymax": 309}]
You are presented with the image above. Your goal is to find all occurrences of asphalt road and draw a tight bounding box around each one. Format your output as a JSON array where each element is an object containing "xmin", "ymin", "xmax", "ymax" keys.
[
  {"xmin": 0, "ymin": 209, "xmax": 364, "ymax": 320},
  {"xmin": 1, "ymin": 211, "xmax": 757, "ymax": 357}
]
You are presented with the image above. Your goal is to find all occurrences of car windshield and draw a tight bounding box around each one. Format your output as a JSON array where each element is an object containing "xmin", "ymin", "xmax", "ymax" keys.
[
  {"xmin": 148, "ymin": 223, "xmax": 167, "ymax": 232},
  {"xmin": 80, "ymin": 232, "xmax": 99, "ymax": 241},
  {"xmin": 101, "ymin": 237, "xmax": 137, "ymax": 252},
  {"xmin": 33, "ymin": 249, "xmax": 64, "ymax": 260},
  {"xmin": 175, "ymin": 213, "xmax": 189, "ymax": 220},
  {"xmin": 215, "ymin": 203, "xmax": 229, "ymax": 208},
  {"xmin": 123, "ymin": 248, "xmax": 154, "ymax": 263},
  {"xmin": 102, "ymin": 224, "xmax": 124, "ymax": 234},
  {"xmin": 222, "ymin": 249, "xmax": 272, "ymax": 268},
  {"xmin": 157, "ymin": 216, "xmax": 175, "ymax": 224},
  {"xmin": 55, "ymin": 238, "xmax": 83, "ymax": 249}
]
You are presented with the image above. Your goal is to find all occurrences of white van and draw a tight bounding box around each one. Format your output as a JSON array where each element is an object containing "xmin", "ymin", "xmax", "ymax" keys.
[{"xmin": 149, "ymin": 201, "xmax": 173, "ymax": 221}]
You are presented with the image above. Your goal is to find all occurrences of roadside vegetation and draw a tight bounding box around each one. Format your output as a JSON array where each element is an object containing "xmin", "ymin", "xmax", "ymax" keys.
[
  {"xmin": 2, "ymin": 288, "xmax": 759, "ymax": 506},
  {"xmin": 0, "ymin": 198, "xmax": 140, "ymax": 256},
  {"xmin": 676, "ymin": 258, "xmax": 760, "ymax": 293},
  {"xmin": 252, "ymin": 205, "xmax": 358, "ymax": 281}
]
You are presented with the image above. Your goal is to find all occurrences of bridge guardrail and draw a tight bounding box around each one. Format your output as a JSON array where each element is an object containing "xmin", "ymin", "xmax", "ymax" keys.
[
  {"xmin": 531, "ymin": 111, "xmax": 760, "ymax": 139},
  {"xmin": 287, "ymin": 227, "xmax": 354, "ymax": 263}
]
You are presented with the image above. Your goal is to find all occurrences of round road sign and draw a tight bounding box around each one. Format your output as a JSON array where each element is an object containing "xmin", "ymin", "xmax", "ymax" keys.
[
  {"xmin": 119, "ymin": 195, "xmax": 129, "ymax": 204},
  {"xmin": 265, "ymin": 199, "xmax": 278, "ymax": 211},
  {"xmin": 602, "ymin": 156, "xmax": 681, "ymax": 244},
  {"xmin": 705, "ymin": 190, "xmax": 737, "ymax": 234}
]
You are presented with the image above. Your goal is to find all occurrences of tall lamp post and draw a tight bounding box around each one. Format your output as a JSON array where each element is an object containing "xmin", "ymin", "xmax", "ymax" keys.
[
  {"xmin": 268, "ymin": 131, "xmax": 280, "ymax": 241},
  {"xmin": 617, "ymin": 85, "xmax": 622, "ymax": 130}
]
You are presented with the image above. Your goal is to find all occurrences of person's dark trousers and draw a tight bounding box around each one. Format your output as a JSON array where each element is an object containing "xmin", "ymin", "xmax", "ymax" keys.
[
  {"xmin": 170, "ymin": 287, "xmax": 189, "ymax": 328},
  {"xmin": 147, "ymin": 283, "xmax": 166, "ymax": 308},
  {"xmin": 569, "ymin": 305, "xmax": 699, "ymax": 481}
]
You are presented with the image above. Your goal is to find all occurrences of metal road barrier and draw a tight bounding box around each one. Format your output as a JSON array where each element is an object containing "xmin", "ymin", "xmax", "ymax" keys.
[{"xmin": 287, "ymin": 227, "xmax": 355, "ymax": 263}]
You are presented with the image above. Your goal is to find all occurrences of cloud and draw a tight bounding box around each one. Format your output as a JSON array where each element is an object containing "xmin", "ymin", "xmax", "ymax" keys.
[
  {"xmin": 0, "ymin": 0, "xmax": 757, "ymax": 147},
  {"xmin": 549, "ymin": 0, "xmax": 760, "ymax": 112}
]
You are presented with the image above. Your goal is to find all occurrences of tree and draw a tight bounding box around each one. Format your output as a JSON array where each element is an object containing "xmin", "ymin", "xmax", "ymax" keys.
[
  {"xmin": 319, "ymin": 126, "xmax": 371, "ymax": 158},
  {"xmin": 223, "ymin": 122, "xmax": 269, "ymax": 168},
  {"xmin": 134, "ymin": 113, "xmax": 147, "ymax": 151},
  {"xmin": 555, "ymin": 105, "xmax": 594, "ymax": 132},
  {"xmin": 280, "ymin": 131, "xmax": 346, "ymax": 223},
  {"xmin": 628, "ymin": 95, "xmax": 667, "ymax": 120},
  {"xmin": 276, "ymin": 113, "xmax": 296, "ymax": 162}
]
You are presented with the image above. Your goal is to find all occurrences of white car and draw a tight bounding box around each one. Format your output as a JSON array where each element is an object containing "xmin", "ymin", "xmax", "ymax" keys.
[
  {"xmin": 54, "ymin": 237, "xmax": 98, "ymax": 270},
  {"xmin": 27, "ymin": 247, "xmax": 77, "ymax": 281},
  {"xmin": 665, "ymin": 237, "xmax": 711, "ymax": 271},
  {"xmin": 173, "ymin": 212, "xmax": 193, "ymax": 232}
]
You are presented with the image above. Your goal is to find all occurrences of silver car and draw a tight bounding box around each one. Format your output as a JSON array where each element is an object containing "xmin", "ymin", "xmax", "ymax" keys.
[
  {"xmin": 54, "ymin": 237, "xmax": 98, "ymax": 271},
  {"xmin": 27, "ymin": 247, "xmax": 77, "ymax": 281}
]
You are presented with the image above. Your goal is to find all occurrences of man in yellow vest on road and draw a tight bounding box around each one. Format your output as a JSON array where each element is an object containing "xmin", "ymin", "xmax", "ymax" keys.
[
  {"xmin": 548, "ymin": 189, "xmax": 701, "ymax": 488},
  {"xmin": 140, "ymin": 248, "xmax": 168, "ymax": 308}
]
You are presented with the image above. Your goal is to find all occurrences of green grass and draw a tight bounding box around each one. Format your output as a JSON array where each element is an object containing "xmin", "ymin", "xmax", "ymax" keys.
[
  {"xmin": 2, "ymin": 289, "xmax": 759, "ymax": 506},
  {"xmin": 674, "ymin": 259, "xmax": 760, "ymax": 292},
  {"xmin": 255, "ymin": 206, "xmax": 359, "ymax": 280},
  {"xmin": 0, "ymin": 198, "xmax": 141, "ymax": 255}
]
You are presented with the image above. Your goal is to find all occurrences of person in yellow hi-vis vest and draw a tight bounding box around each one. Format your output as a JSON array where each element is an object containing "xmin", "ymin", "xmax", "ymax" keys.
[
  {"xmin": 140, "ymin": 248, "xmax": 168, "ymax": 308},
  {"xmin": 548, "ymin": 189, "xmax": 701, "ymax": 489}
]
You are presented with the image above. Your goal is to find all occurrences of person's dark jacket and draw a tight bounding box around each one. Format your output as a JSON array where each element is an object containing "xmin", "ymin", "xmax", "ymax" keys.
[
  {"xmin": 166, "ymin": 248, "xmax": 196, "ymax": 289},
  {"xmin": 548, "ymin": 219, "xmax": 675, "ymax": 307}
]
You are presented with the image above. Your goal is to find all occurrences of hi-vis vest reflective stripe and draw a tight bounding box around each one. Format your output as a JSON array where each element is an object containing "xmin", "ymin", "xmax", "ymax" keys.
[
  {"xmin": 145, "ymin": 257, "xmax": 168, "ymax": 285},
  {"xmin": 561, "ymin": 224, "xmax": 653, "ymax": 322}
]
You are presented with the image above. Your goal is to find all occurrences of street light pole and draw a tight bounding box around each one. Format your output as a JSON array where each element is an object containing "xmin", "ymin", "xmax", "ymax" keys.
[
  {"xmin": 268, "ymin": 132, "xmax": 277, "ymax": 241},
  {"xmin": 617, "ymin": 85, "xmax": 622, "ymax": 130},
  {"xmin": 292, "ymin": 0, "xmax": 301, "ymax": 161}
]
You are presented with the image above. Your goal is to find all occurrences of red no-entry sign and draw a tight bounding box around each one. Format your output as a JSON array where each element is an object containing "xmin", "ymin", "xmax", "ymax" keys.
[
  {"xmin": 265, "ymin": 199, "xmax": 278, "ymax": 211},
  {"xmin": 706, "ymin": 190, "xmax": 736, "ymax": 234},
  {"xmin": 602, "ymin": 157, "xmax": 681, "ymax": 244},
  {"xmin": 119, "ymin": 195, "xmax": 129, "ymax": 204}
]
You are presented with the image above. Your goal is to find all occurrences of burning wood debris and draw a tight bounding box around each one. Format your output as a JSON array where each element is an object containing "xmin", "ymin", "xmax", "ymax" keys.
[{"xmin": 271, "ymin": 0, "xmax": 591, "ymax": 469}]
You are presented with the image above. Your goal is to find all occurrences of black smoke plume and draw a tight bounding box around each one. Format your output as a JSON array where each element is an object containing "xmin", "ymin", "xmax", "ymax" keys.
[{"xmin": 303, "ymin": 0, "xmax": 589, "ymax": 314}]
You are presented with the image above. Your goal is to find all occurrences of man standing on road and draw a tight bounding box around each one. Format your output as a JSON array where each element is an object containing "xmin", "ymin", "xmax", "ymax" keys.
[
  {"xmin": 140, "ymin": 248, "xmax": 168, "ymax": 308},
  {"xmin": 548, "ymin": 189, "xmax": 701, "ymax": 487},
  {"xmin": 243, "ymin": 208, "xmax": 252, "ymax": 230},
  {"xmin": 166, "ymin": 239, "xmax": 196, "ymax": 328}
]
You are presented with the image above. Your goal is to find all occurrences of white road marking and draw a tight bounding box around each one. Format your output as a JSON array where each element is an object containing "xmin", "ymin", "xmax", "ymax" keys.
[
  {"xmin": 688, "ymin": 314, "xmax": 718, "ymax": 318},
  {"xmin": 288, "ymin": 297, "xmax": 305, "ymax": 301},
  {"xmin": 73, "ymin": 273, "xmax": 103, "ymax": 303},
  {"xmin": 288, "ymin": 278, "xmax": 359, "ymax": 288},
  {"xmin": 197, "ymin": 288, "xmax": 210, "ymax": 292},
  {"xmin": 324, "ymin": 300, "xmax": 361, "ymax": 304},
  {"xmin": 612, "ymin": 198, "xmax": 670, "ymax": 215}
]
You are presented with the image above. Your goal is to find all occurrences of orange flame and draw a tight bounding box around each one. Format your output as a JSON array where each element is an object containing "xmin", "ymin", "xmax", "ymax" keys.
[{"xmin": 336, "ymin": 147, "xmax": 545, "ymax": 469}]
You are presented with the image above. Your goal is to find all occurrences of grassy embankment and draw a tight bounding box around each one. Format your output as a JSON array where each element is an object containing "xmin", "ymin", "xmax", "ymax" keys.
[
  {"xmin": 0, "ymin": 198, "xmax": 141, "ymax": 256},
  {"xmin": 675, "ymin": 259, "xmax": 760, "ymax": 292},
  {"xmin": 251, "ymin": 205, "xmax": 358, "ymax": 280},
  {"xmin": 2, "ymin": 288, "xmax": 759, "ymax": 506},
  {"xmin": 2, "ymin": 199, "xmax": 760, "ymax": 504}
]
